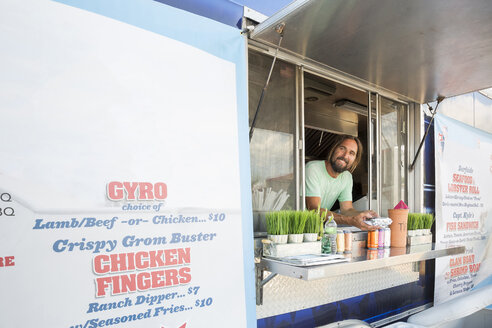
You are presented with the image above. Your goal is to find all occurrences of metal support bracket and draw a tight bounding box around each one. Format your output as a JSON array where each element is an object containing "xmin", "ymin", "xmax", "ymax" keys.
[
  {"xmin": 256, "ymin": 263, "xmax": 278, "ymax": 305},
  {"xmin": 249, "ymin": 22, "xmax": 286, "ymax": 142}
]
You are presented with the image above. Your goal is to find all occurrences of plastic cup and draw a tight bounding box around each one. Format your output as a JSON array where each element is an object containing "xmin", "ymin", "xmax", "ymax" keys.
[{"xmin": 388, "ymin": 209, "xmax": 409, "ymax": 247}]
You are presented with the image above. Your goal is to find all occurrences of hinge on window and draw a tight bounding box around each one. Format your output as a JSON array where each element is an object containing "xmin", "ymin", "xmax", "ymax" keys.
[{"xmin": 298, "ymin": 139, "xmax": 303, "ymax": 150}]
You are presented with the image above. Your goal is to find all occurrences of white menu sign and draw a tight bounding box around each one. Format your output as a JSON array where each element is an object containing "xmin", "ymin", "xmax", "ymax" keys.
[
  {"xmin": 0, "ymin": 0, "xmax": 253, "ymax": 327},
  {"xmin": 434, "ymin": 113, "xmax": 492, "ymax": 305}
]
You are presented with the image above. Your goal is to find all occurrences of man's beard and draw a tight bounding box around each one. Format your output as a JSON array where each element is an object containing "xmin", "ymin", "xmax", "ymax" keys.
[{"xmin": 330, "ymin": 156, "xmax": 349, "ymax": 173}]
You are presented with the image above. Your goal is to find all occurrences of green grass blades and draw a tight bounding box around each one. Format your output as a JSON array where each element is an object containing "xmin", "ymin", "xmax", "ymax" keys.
[
  {"xmin": 407, "ymin": 213, "xmax": 415, "ymax": 230},
  {"xmin": 423, "ymin": 213, "xmax": 435, "ymax": 229},
  {"xmin": 408, "ymin": 213, "xmax": 418, "ymax": 230},
  {"xmin": 266, "ymin": 211, "xmax": 289, "ymax": 235},
  {"xmin": 289, "ymin": 211, "xmax": 307, "ymax": 234},
  {"xmin": 407, "ymin": 213, "xmax": 435, "ymax": 230},
  {"xmin": 279, "ymin": 211, "xmax": 289, "ymax": 235},
  {"xmin": 265, "ymin": 212, "xmax": 275, "ymax": 235},
  {"xmin": 304, "ymin": 210, "xmax": 321, "ymax": 234},
  {"xmin": 268, "ymin": 210, "xmax": 323, "ymax": 235}
]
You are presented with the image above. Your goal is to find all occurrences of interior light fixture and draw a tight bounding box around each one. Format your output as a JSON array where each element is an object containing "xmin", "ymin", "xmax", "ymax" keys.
[
  {"xmin": 304, "ymin": 79, "xmax": 336, "ymax": 99},
  {"xmin": 333, "ymin": 99, "xmax": 368, "ymax": 115}
]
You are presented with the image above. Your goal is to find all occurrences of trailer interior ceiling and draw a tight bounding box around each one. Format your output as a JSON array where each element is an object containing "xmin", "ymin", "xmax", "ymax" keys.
[
  {"xmin": 303, "ymin": 72, "xmax": 367, "ymax": 178},
  {"xmin": 251, "ymin": 0, "xmax": 492, "ymax": 104}
]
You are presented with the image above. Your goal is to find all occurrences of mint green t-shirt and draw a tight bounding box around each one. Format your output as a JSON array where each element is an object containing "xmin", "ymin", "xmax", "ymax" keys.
[{"xmin": 305, "ymin": 160, "xmax": 353, "ymax": 210}]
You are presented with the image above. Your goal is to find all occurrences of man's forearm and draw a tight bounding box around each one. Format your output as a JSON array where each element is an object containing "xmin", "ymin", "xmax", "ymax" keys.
[
  {"xmin": 340, "ymin": 208, "xmax": 360, "ymax": 217},
  {"xmin": 327, "ymin": 211, "xmax": 355, "ymax": 226}
]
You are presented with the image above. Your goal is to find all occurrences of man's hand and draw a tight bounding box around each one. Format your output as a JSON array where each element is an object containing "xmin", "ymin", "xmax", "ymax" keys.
[{"xmin": 349, "ymin": 210, "xmax": 380, "ymax": 231}]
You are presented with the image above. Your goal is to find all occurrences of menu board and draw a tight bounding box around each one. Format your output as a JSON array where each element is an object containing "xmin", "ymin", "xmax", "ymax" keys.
[
  {"xmin": 0, "ymin": 0, "xmax": 253, "ymax": 327},
  {"xmin": 434, "ymin": 113, "xmax": 492, "ymax": 305}
]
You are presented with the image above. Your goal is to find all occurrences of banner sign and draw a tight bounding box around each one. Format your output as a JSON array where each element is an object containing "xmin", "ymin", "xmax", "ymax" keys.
[
  {"xmin": 0, "ymin": 0, "xmax": 253, "ymax": 327},
  {"xmin": 434, "ymin": 113, "xmax": 492, "ymax": 305}
]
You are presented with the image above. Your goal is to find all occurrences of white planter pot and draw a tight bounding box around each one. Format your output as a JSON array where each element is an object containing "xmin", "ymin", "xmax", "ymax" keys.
[
  {"xmin": 268, "ymin": 234, "xmax": 288, "ymax": 244},
  {"xmin": 288, "ymin": 234, "xmax": 304, "ymax": 243},
  {"xmin": 415, "ymin": 229, "xmax": 423, "ymax": 236},
  {"xmin": 423, "ymin": 229, "xmax": 431, "ymax": 235},
  {"xmin": 303, "ymin": 233, "xmax": 318, "ymax": 242},
  {"xmin": 408, "ymin": 230, "xmax": 416, "ymax": 237}
]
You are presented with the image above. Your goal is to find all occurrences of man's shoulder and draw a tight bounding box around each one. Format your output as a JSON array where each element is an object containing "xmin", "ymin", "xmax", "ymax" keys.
[
  {"xmin": 306, "ymin": 160, "xmax": 324, "ymax": 169},
  {"xmin": 306, "ymin": 160, "xmax": 325, "ymax": 179}
]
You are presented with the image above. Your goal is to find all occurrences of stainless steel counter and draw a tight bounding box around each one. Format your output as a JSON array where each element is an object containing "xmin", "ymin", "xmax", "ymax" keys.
[{"xmin": 258, "ymin": 244, "xmax": 465, "ymax": 281}]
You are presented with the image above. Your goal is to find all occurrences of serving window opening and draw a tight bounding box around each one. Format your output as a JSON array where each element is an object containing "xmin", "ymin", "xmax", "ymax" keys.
[
  {"xmin": 248, "ymin": 50, "xmax": 408, "ymax": 235},
  {"xmin": 303, "ymin": 72, "xmax": 370, "ymax": 213}
]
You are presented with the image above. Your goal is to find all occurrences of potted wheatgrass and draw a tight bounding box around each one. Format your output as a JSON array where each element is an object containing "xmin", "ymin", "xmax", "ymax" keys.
[
  {"xmin": 266, "ymin": 210, "xmax": 327, "ymax": 244},
  {"xmin": 288, "ymin": 211, "xmax": 309, "ymax": 243},
  {"xmin": 407, "ymin": 213, "xmax": 435, "ymax": 236},
  {"xmin": 422, "ymin": 213, "xmax": 434, "ymax": 235},
  {"xmin": 266, "ymin": 211, "xmax": 289, "ymax": 244},
  {"xmin": 303, "ymin": 210, "xmax": 322, "ymax": 242},
  {"xmin": 407, "ymin": 213, "xmax": 418, "ymax": 237}
]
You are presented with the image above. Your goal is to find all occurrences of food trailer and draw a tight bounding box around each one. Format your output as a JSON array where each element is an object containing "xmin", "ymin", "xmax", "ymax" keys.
[
  {"xmin": 245, "ymin": 1, "xmax": 491, "ymax": 326},
  {"xmin": 1, "ymin": 0, "xmax": 491, "ymax": 327}
]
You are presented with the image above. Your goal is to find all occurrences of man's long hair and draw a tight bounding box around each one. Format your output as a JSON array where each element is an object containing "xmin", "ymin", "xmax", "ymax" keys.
[{"xmin": 326, "ymin": 134, "xmax": 363, "ymax": 173}]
